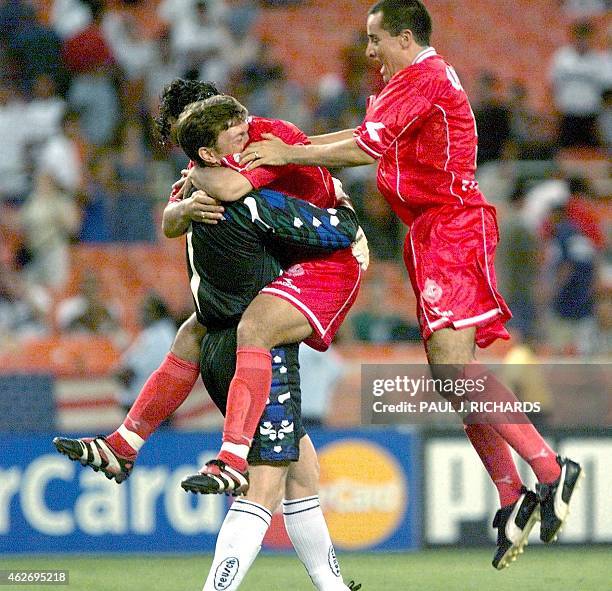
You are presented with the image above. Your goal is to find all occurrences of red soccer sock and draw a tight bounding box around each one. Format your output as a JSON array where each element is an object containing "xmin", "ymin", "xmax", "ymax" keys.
[
  {"xmin": 106, "ymin": 352, "xmax": 200, "ymax": 458},
  {"xmin": 218, "ymin": 347, "xmax": 272, "ymax": 473},
  {"xmin": 464, "ymin": 363, "xmax": 562, "ymax": 485},
  {"xmin": 464, "ymin": 424, "xmax": 523, "ymax": 507}
]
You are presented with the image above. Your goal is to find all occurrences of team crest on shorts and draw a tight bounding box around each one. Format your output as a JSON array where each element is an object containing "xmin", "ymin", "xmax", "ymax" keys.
[{"xmin": 423, "ymin": 278, "xmax": 443, "ymax": 305}]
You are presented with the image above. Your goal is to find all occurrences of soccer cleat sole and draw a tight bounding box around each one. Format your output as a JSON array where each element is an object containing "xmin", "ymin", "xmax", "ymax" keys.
[
  {"xmin": 53, "ymin": 437, "xmax": 129, "ymax": 484},
  {"xmin": 494, "ymin": 506, "xmax": 540, "ymax": 571},
  {"xmin": 542, "ymin": 468, "xmax": 584, "ymax": 544},
  {"xmin": 180, "ymin": 473, "xmax": 249, "ymax": 496}
]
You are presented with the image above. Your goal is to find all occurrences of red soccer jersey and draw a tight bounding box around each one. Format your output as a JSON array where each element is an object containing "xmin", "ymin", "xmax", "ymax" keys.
[
  {"xmin": 222, "ymin": 117, "xmax": 336, "ymax": 208},
  {"xmin": 354, "ymin": 48, "xmax": 488, "ymax": 225}
]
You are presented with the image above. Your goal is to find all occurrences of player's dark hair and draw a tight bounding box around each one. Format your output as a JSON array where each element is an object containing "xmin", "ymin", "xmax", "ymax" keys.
[
  {"xmin": 174, "ymin": 95, "xmax": 248, "ymax": 166},
  {"xmin": 369, "ymin": 0, "xmax": 432, "ymax": 46},
  {"xmin": 155, "ymin": 78, "xmax": 220, "ymax": 144}
]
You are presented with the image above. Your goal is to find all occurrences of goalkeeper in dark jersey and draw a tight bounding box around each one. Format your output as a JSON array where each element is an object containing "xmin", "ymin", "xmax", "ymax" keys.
[{"xmin": 53, "ymin": 79, "xmax": 363, "ymax": 591}]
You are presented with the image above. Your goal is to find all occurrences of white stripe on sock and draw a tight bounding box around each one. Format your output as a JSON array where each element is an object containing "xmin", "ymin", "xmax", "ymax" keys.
[
  {"xmin": 118, "ymin": 425, "xmax": 145, "ymax": 452},
  {"xmin": 221, "ymin": 441, "xmax": 250, "ymax": 460}
]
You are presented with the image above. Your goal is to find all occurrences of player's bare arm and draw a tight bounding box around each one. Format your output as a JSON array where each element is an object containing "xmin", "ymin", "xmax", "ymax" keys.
[
  {"xmin": 187, "ymin": 165, "xmax": 254, "ymax": 202},
  {"xmin": 162, "ymin": 190, "xmax": 225, "ymax": 237},
  {"xmin": 241, "ymin": 134, "xmax": 375, "ymax": 169},
  {"xmin": 308, "ymin": 128, "xmax": 356, "ymax": 145}
]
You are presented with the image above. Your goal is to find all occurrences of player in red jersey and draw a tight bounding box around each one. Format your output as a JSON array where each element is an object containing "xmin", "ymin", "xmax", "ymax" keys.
[
  {"xmin": 239, "ymin": 0, "xmax": 583, "ymax": 570},
  {"xmin": 171, "ymin": 95, "xmax": 364, "ymax": 493}
]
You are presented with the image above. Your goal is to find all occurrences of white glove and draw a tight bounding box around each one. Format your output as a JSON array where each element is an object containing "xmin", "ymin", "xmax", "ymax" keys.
[{"xmin": 351, "ymin": 226, "xmax": 370, "ymax": 271}]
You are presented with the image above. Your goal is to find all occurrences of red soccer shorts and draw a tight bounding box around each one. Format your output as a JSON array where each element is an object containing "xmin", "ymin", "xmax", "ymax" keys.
[
  {"xmin": 404, "ymin": 205, "xmax": 512, "ymax": 348},
  {"xmin": 261, "ymin": 249, "xmax": 361, "ymax": 351}
]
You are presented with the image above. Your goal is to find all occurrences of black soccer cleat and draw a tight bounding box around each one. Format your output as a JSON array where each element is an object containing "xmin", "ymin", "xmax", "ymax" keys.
[
  {"xmin": 492, "ymin": 487, "xmax": 540, "ymax": 570},
  {"xmin": 347, "ymin": 581, "xmax": 362, "ymax": 590},
  {"xmin": 53, "ymin": 436, "xmax": 134, "ymax": 483},
  {"xmin": 536, "ymin": 456, "xmax": 584, "ymax": 543},
  {"xmin": 181, "ymin": 459, "xmax": 249, "ymax": 496}
]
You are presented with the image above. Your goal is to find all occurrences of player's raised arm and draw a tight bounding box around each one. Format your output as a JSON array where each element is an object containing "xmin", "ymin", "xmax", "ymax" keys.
[
  {"xmin": 187, "ymin": 165, "xmax": 253, "ymax": 202},
  {"xmin": 240, "ymin": 134, "xmax": 375, "ymax": 170}
]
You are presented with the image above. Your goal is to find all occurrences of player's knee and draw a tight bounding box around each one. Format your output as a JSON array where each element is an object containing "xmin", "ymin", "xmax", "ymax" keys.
[
  {"xmin": 236, "ymin": 315, "xmax": 271, "ymax": 349},
  {"xmin": 171, "ymin": 313, "xmax": 206, "ymax": 361}
]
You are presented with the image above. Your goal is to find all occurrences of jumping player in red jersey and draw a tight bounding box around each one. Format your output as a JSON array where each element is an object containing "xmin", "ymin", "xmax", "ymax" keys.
[
  {"xmin": 168, "ymin": 95, "xmax": 367, "ymax": 493},
  {"xmin": 238, "ymin": 0, "xmax": 583, "ymax": 570}
]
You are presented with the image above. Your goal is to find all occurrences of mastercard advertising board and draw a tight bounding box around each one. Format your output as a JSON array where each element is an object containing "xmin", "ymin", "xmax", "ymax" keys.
[{"xmin": 264, "ymin": 428, "xmax": 421, "ymax": 551}]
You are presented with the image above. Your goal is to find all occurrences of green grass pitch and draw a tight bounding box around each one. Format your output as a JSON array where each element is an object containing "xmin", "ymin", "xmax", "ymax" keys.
[{"xmin": 1, "ymin": 547, "xmax": 610, "ymax": 590}]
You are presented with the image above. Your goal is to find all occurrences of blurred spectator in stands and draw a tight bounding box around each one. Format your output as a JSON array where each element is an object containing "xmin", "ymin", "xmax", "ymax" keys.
[
  {"xmin": 351, "ymin": 268, "xmax": 420, "ymax": 343},
  {"xmin": 473, "ymin": 72, "xmax": 511, "ymax": 164},
  {"xmin": 546, "ymin": 201, "xmax": 601, "ymax": 356},
  {"xmin": 0, "ymin": 261, "xmax": 50, "ymax": 340},
  {"xmin": 549, "ymin": 20, "xmax": 611, "ymax": 148},
  {"xmin": 0, "ymin": 81, "xmax": 29, "ymax": 203},
  {"xmin": 78, "ymin": 152, "xmax": 117, "ymax": 243},
  {"xmin": 507, "ymin": 80, "xmax": 555, "ymax": 160},
  {"xmin": 38, "ymin": 109, "xmax": 85, "ymax": 197},
  {"xmin": 103, "ymin": 10, "xmax": 155, "ymax": 83},
  {"xmin": 25, "ymin": 74, "xmax": 66, "ymax": 146},
  {"xmin": 19, "ymin": 171, "xmax": 80, "ymax": 290},
  {"xmin": 597, "ymin": 88, "xmax": 612, "ymax": 149},
  {"xmin": 56, "ymin": 271, "xmax": 120, "ymax": 334},
  {"xmin": 160, "ymin": 0, "xmax": 231, "ymax": 83},
  {"xmin": 497, "ymin": 183, "xmax": 540, "ymax": 341},
  {"xmin": 144, "ymin": 30, "xmax": 182, "ymax": 118},
  {"xmin": 1, "ymin": 0, "xmax": 66, "ymax": 94},
  {"xmin": 112, "ymin": 119, "xmax": 156, "ymax": 242},
  {"xmin": 115, "ymin": 292, "xmax": 176, "ymax": 414},
  {"xmin": 67, "ymin": 67, "xmax": 120, "ymax": 147},
  {"xmin": 299, "ymin": 344, "xmax": 346, "ymax": 428},
  {"xmin": 64, "ymin": 2, "xmax": 120, "ymax": 146}
]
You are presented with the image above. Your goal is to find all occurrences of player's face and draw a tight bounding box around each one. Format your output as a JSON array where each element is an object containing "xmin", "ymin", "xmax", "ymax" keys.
[
  {"xmin": 366, "ymin": 12, "xmax": 405, "ymax": 83},
  {"xmin": 213, "ymin": 119, "xmax": 250, "ymax": 158}
]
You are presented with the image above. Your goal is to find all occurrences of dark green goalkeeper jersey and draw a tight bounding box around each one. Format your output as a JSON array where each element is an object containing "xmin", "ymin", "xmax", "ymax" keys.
[{"xmin": 186, "ymin": 187, "xmax": 359, "ymax": 330}]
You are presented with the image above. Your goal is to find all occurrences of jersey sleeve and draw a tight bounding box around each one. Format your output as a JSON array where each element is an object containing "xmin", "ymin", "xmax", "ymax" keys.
[
  {"xmin": 354, "ymin": 77, "xmax": 432, "ymax": 159},
  {"xmin": 230, "ymin": 188, "xmax": 359, "ymax": 251},
  {"xmin": 221, "ymin": 119, "xmax": 309, "ymax": 189},
  {"xmin": 168, "ymin": 160, "xmax": 195, "ymax": 203}
]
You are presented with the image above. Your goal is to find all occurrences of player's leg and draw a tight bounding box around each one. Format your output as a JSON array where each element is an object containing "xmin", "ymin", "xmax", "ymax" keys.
[
  {"xmin": 201, "ymin": 463, "xmax": 288, "ymax": 591},
  {"xmin": 215, "ymin": 293, "xmax": 312, "ymax": 474},
  {"xmin": 426, "ymin": 328, "xmax": 538, "ymax": 568},
  {"xmin": 284, "ymin": 435, "xmax": 358, "ymax": 591},
  {"xmin": 216, "ymin": 255, "xmax": 361, "ymax": 477},
  {"xmin": 53, "ymin": 313, "xmax": 205, "ymax": 482}
]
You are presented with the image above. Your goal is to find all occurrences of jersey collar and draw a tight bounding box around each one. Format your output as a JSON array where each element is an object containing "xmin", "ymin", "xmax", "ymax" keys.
[{"xmin": 412, "ymin": 46, "xmax": 437, "ymax": 65}]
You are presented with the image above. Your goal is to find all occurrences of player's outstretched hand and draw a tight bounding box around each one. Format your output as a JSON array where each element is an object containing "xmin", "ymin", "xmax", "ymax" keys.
[
  {"xmin": 187, "ymin": 190, "xmax": 225, "ymax": 225},
  {"xmin": 352, "ymin": 227, "xmax": 370, "ymax": 271},
  {"xmin": 241, "ymin": 133, "xmax": 291, "ymax": 169}
]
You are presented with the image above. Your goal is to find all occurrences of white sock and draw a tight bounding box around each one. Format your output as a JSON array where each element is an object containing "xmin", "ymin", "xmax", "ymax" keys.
[
  {"xmin": 203, "ymin": 499, "xmax": 271, "ymax": 591},
  {"xmin": 283, "ymin": 496, "xmax": 347, "ymax": 591}
]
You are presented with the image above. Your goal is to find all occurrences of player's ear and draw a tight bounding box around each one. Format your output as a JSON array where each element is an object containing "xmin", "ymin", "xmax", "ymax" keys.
[
  {"xmin": 198, "ymin": 146, "xmax": 218, "ymax": 166},
  {"xmin": 399, "ymin": 28, "xmax": 413, "ymax": 48}
]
